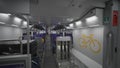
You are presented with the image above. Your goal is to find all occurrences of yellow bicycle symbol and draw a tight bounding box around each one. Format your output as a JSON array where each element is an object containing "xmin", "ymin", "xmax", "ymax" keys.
[{"xmin": 78, "ymin": 34, "xmax": 101, "ymax": 53}]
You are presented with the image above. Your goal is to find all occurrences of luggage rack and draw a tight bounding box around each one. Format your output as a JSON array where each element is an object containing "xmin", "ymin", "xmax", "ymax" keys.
[
  {"xmin": 0, "ymin": 38, "xmax": 44, "ymax": 68},
  {"xmin": 0, "ymin": 39, "xmax": 34, "ymax": 55}
]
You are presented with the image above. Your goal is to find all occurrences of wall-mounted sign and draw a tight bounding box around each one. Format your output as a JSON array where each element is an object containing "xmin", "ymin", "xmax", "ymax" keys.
[
  {"xmin": 78, "ymin": 34, "xmax": 102, "ymax": 54},
  {"xmin": 104, "ymin": 17, "xmax": 110, "ymax": 24},
  {"xmin": 73, "ymin": 27, "xmax": 104, "ymax": 65}
]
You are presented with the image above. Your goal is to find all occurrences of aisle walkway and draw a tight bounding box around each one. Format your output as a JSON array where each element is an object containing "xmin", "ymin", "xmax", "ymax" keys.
[{"xmin": 43, "ymin": 35, "xmax": 58, "ymax": 68}]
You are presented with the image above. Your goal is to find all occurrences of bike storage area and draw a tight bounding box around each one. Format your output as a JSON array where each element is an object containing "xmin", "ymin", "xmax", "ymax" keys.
[
  {"xmin": 67, "ymin": 1, "xmax": 120, "ymax": 68},
  {"xmin": 68, "ymin": 8, "xmax": 104, "ymax": 68},
  {"xmin": 50, "ymin": 30, "xmax": 74, "ymax": 68},
  {"xmin": 52, "ymin": 7, "xmax": 104, "ymax": 68},
  {"xmin": 49, "ymin": 8, "xmax": 105, "ymax": 68}
]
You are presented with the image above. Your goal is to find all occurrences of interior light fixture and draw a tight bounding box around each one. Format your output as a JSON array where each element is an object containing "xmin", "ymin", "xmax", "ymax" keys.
[
  {"xmin": 23, "ymin": 21, "xmax": 27, "ymax": 26},
  {"xmin": 0, "ymin": 22, "xmax": 5, "ymax": 24},
  {"xmin": 88, "ymin": 24, "xmax": 100, "ymax": 27},
  {"xmin": 29, "ymin": 25, "xmax": 33, "ymax": 28},
  {"xmin": 0, "ymin": 13, "xmax": 11, "ymax": 19},
  {"xmin": 14, "ymin": 17, "xmax": 22, "ymax": 23},
  {"xmin": 66, "ymin": 26, "xmax": 74, "ymax": 29},
  {"xmin": 86, "ymin": 16, "xmax": 98, "ymax": 23},
  {"xmin": 75, "ymin": 21, "xmax": 82, "ymax": 26},
  {"xmin": 11, "ymin": 24, "xmax": 18, "ymax": 27},
  {"xmin": 66, "ymin": 27, "xmax": 70, "ymax": 29},
  {"xmin": 69, "ymin": 23, "xmax": 74, "ymax": 27},
  {"xmin": 0, "ymin": 13, "xmax": 11, "ymax": 16},
  {"xmin": 67, "ymin": 18, "xmax": 74, "ymax": 22},
  {"xmin": 5, "ymin": 13, "xmax": 11, "ymax": 16}
]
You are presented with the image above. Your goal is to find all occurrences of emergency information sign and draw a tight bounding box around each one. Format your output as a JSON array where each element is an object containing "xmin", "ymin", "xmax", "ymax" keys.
[{"xmin": 112, "ymin": 10, "xmax": 118, "ymax": 26}]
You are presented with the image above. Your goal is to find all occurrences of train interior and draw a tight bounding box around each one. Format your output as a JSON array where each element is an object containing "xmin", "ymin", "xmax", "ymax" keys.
[{"xmin": 0, "ymin": 0, "xmax": 120, "ymax": 68}]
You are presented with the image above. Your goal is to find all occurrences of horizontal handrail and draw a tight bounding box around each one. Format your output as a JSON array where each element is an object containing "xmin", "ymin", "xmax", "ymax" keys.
[{"xmin": 0, "ymin": 39, "xmax": 19, "ymax": 42}]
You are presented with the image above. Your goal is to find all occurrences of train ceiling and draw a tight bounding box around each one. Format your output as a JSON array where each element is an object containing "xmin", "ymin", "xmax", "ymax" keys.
[
  {"xmin": 30, "ymin": 0, "xmax": 107, "ymax": 26},
  {"xmin": 0, "ymin": 0, "xmax": 108, "ymax": 27}
]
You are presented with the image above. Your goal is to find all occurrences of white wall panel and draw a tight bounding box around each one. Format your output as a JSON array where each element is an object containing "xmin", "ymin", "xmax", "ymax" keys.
[
  {"xmin": 73, "ymin": 27, "xmax": 104, "ymax": 65},
  {"xmin": 0, "ymin": 25, "xmax": 22, "ymax": 40}
]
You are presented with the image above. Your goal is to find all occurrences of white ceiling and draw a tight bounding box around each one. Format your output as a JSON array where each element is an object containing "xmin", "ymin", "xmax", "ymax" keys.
[
  {"xmin": 30, "ymin": 0, "xmax": 107, "ymax": 26},
  {"xmin": 0, "ymin": 0, "xmax": 29, "ymax": 14}
]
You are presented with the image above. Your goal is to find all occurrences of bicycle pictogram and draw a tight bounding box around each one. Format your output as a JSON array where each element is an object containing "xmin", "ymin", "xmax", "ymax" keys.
[{"xmin": 78, "ymin": 34, "xmax": 102, "ymax": 53}]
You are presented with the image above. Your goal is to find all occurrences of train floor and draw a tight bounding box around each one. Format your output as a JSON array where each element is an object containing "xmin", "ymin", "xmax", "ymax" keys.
[
  {"xmin": 43, "ymin": 45, "xmax": 78, "ymax": 68},
  {"xmin": 43, "ymin": 35, "xmax": 78, "ymax": 68},
  {"xmin": 43, "ymin": 44, "xmax": 58, "ymax": 68}
]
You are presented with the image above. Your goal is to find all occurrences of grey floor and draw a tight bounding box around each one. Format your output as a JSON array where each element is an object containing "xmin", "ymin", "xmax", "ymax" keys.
[
  {"xmin": 43, "ymin": 35, "xmax": 58, "ymax": 68},
  {"xmin": 43, "ymin": 45, "xmax": 58, "ymax": 68}
]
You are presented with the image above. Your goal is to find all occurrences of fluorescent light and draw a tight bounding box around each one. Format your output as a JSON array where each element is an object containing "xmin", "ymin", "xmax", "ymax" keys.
[
  {"xmin": 14, "ymin": 17, "xmax": 22, "ymax": 23},
  {"xmin": 29, "ymin": 25, "xmax": 33, "ymax": 28},
  {"xmin": 0, "ymin": 13, "xmax": 11, "ymax": 18},
  {"xmin": 0, "ymin": 22, "xmax": 5, "ymax": 24},
  {"xmin": 7, "ymin": 13, "xmax": 11, "ymax": 16},
  {"xmin": 11, "ymin": 24, "xmax": 18, "ymax": 27},
  {"xmin": 86, "ymin": 16, "xmax": 98, "ymax": 23},
  {"xmin": 67, "ymin": 18, "xmax": 74, "ymax": 22},
  {"xmin": 75, "ymin": 21, "xmax": 82, "ymax": 26},
  {"xmin": 66, "ymin": 26, "xmax": 74, "ymax": 29},
  {"xmin": 23, "ymin": 21, "xmax": 27, "ymax": 26},
  {"xmin": 88, "ymin": 24, "xmax": 100, "ymax": 27},
  {"xmin": 69, "ymin": 23, "xmax": 74, "ymax": 27},
  {"xmin": 66, "ymin": 27, "xmax": 70, "ymax": 29}
]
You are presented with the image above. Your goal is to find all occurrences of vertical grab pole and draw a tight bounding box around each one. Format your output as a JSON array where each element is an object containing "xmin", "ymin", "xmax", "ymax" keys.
[
  {"xmin": 27, "ymin": 15, "xmax": 30, "ymax": 54},
  {"xmin": 60, "ymin": 41, "xmax": 63, "ymax": 60},
  {"xmin": 67, "ymin": 41, "xmax": 70, "ymax": 59},
  {"xmin": 64, "ymin": 41, "xmax": 66, "ymax": 59},
  {"xmin": 107, "ymin": 32, "xmax": 113, "ymax": 66},
  {"xmin": 19, "ymin": 37, "xmax": 23, "ymax": 54}
]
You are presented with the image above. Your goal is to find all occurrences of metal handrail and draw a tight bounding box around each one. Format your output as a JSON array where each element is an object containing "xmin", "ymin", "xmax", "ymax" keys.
[{"xmin": 0, "ymin": 39, "xmax": 19, "ymax": 42}]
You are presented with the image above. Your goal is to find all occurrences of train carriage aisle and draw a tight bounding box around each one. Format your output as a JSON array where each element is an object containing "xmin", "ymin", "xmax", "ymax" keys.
[{"xmin": 43, "ymin": 34, "xmax": 58, "ymax": 68}]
